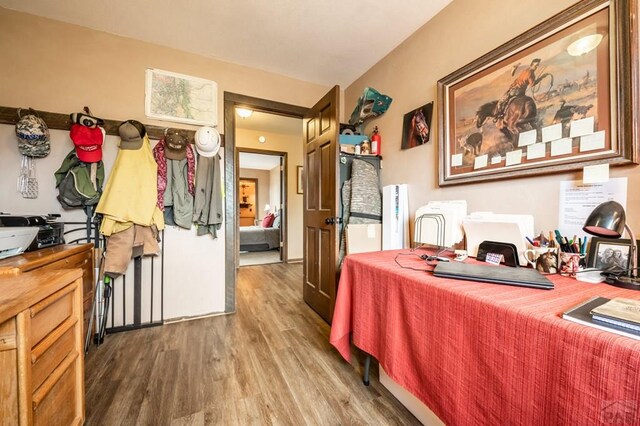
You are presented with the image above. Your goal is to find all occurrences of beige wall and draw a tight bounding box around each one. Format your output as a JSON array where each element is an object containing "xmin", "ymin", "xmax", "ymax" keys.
[
  {"xmin": 345, "ymin": 0, "xmax": 640, "ymax": 237},
  {"xmin": 239, "ymin": 168, "xmax": 271, "ymax": 221},
  {"xmin": 0, "ymin": 8, "xmax": 326, "ymax": 315},
  {"xmin": 237, "ymin": 128, "xmax": 303, "ymax": 260}
]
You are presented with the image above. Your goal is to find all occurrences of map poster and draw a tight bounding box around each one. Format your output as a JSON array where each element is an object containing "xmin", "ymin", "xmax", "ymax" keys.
[{"xmin": 145, "ymin": 68, "xmax": 218, "ymax": 126}]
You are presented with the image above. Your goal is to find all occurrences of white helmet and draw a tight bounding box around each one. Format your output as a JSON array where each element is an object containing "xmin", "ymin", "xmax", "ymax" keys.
[{"xmin": 194, "ymin": 126, "xmax": 221, "ymax": 157}]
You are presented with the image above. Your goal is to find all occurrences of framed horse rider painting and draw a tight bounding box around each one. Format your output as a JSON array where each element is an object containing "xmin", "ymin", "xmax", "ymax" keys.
[{"xmin": 437, "ymin": 0, "xmax": 638, "ymax": 186}]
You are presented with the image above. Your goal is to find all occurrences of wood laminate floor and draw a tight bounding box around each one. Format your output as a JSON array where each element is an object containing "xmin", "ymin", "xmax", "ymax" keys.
[{"xmin": 84, "ymin": 263, "xmax": 420, "ymax": 425}]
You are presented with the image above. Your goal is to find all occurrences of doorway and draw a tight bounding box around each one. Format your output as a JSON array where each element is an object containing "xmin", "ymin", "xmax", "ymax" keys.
[
  {"xmin": 223, "ymin": 92, "xmax": 307, "ymax": 313},
  {"xmin": 237, "ymin": 151, "xmax": 286, "ymax": 266}
]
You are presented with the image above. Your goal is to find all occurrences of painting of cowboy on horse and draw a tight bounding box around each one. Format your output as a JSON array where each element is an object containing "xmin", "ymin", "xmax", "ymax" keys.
[{"xmin": 450, "ymin": 24, "xmax": 604, "ymax": 168}]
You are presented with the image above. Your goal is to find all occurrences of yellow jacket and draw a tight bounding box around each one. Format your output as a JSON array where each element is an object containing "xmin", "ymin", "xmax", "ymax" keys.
[{"xmin": 97, "ymin": 135, "xmax": 165, "ymax": 235}]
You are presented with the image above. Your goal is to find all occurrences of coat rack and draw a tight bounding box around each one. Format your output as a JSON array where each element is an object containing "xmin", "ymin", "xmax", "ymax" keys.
[{"xmin": 0, "ymin": 105, "xmax": 224, "ymax": 145}]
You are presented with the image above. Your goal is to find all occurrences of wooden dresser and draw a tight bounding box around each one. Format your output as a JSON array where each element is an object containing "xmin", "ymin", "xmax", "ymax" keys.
[
  {"xmin": 0, "ymin": 244, "xmax": 94, "ymax": 341},
  {"xmin": 0, "ymin": 269, "xmax": 85, "ymax": 425}
]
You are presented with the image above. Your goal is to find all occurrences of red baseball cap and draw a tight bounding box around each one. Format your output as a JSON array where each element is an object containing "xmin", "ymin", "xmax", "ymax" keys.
[{"xmin": 70, "ymin": 124, "xmax": 104, "ymax": 163}]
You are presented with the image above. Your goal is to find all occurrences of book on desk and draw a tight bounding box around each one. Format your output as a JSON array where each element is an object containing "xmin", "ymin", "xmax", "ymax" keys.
[{"xmin": 563, "ymin": 297, "xmax": 640, "ymax": 340}]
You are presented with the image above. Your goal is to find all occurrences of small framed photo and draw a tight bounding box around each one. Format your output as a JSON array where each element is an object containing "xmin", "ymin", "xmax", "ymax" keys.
[
  {"xmin": 297, "ymin": 166, "xmax": 303, "ymax": 194},
  {"xmin": 587, "ymin": 238, "xmax": 638, "ymax": 272},
  {"xmin": 401, "ymin": 102, "xmax": 433, "ymax": 150}
]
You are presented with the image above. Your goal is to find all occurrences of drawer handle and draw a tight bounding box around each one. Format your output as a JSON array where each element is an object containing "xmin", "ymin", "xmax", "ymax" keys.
[{"xmin": 32, "ymin": 350, "xmax": 79, "ymax": 409}]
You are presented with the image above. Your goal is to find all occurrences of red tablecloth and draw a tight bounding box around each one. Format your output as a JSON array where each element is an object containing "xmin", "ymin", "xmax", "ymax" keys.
[{"xmin": 330, "ymin": 250, "xmax": 640, "ymax": 425}]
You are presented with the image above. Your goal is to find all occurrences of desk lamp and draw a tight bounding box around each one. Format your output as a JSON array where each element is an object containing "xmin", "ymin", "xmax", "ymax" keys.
[{"xmin": 583, "ymin": 201, "xmax": 639, "ymax": 289}]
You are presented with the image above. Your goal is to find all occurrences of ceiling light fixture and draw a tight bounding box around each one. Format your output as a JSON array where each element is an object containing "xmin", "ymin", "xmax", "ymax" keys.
[
  {"xmin": 236, "ymin": 108, "xmax": 253, "ymax": 118},
  {"xmin": 567, "ymin": 34, "xmax": 603, "ymax": 56},
  {"xmin": 258, "ymin": 136, "xmax": 266, "ymax": 143}
]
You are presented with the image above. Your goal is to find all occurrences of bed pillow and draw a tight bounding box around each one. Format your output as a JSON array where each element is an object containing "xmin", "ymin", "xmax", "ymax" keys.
[
  {"xmin": 273, "ymin": 213, "xmax": 281, "ymax": 229},
  {"xmin": 262, "ymin": 213, "xmax": 275, "ymax": 228}
]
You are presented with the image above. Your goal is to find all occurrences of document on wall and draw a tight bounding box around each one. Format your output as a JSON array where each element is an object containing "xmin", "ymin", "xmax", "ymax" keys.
[{"xmin": 558, "ymin": 178, "xmax": 627, "ymax": 238}]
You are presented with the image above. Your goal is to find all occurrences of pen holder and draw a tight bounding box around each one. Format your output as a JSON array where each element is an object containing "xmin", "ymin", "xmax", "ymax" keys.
[
  {"xmin": 558, "ymin": 252, "xmax": 586, "ymax": 277},
  {"xmin": 524, "ymin": 247, "xmax": 558, "ymax": 274}
]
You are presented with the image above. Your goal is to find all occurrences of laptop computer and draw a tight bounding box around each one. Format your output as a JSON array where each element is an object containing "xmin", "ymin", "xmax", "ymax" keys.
[{"xmin": 433, "ymin": 262, "xmax": 554, "ymax": 290}]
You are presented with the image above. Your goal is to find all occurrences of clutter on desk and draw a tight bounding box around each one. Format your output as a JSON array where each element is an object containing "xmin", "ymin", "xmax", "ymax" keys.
[
  {"xmin": 414, "ymin": 200, "xmax": 467, "ymax": 248},
  {"xmin": 462, "ymin": 212, "xmax": 533, "ymax": 265},
  {"xmin": 563, "ymin": 297, "xmax": 640, "ymax": 340}
]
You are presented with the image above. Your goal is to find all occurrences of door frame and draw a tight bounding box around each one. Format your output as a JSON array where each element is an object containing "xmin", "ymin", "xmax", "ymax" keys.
[
  {"xmin": 223, "ymin": 92, "xmax": 308, "ymax": 313},
  {"xmin": 237, "ymin": 147, "xmax": 288, "ymax": 262}
]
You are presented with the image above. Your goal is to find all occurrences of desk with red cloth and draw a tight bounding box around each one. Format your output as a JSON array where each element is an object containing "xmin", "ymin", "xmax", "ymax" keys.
[{"xmin": 330, "ymin": 250, "xmax": 640, "ymax": 425}]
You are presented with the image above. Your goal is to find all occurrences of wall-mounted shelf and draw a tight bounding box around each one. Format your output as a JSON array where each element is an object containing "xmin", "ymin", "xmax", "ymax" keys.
[{"xmin": 0, "ymin": 105, "xmax": 225, "ymax": 144}]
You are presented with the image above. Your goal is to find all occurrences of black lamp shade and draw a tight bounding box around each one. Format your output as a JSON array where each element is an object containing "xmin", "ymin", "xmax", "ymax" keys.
[{"xmin": 582, "ymin": 201, "xmax": 626, "ymax": 237}]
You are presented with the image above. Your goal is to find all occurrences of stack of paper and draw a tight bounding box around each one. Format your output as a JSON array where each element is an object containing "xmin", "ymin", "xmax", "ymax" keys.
[
  {"xmin": 462, "ymin": 212, "xmax": 534, "ymax": 265},
  {"xmin": 414, "ymin": 201, "xmax": 467, "ymax": 248}
]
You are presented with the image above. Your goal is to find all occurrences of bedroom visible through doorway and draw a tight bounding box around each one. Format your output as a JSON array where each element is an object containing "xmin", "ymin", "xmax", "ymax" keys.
[{"xmin": 238, "ymin": 151, "xmax": 285, "ymax": 266}]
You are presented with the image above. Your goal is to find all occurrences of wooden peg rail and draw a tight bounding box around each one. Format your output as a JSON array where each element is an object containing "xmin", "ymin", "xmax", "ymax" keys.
[{"xmin": 0, "ymin": 106, "xmax": 224, "ymax": 145}]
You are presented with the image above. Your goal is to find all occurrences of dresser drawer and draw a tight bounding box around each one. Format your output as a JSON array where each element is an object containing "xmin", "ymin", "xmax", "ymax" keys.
[
  {"xmin": 30, "ymin": 287, "xmax": 74, "ymax": 347},
  {"xmin": 32, "ymin": 325, "xmax": 75, "ymax": 392},
  {"xmin": 32, "ymin": 355, "xmax": 79, "ymax": 426}
]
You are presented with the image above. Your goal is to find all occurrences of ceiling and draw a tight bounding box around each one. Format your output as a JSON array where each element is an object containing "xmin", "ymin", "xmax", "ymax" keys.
[
  {"xmin": 236, "ymin": 110, "xmax": 301, "ymax": 135},
  {"xmin": 239, "ymin": 152, "xmax": 281, "ymax": 170},
  {"xmin": 0, "ymin": 0, "xmax": 452, "ymax": 87}
]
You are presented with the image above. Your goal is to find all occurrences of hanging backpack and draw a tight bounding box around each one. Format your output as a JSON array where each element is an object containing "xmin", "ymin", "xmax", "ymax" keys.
[{"xmin": 54, "ymin": 150, "xmax": 105, "ymax": 209}]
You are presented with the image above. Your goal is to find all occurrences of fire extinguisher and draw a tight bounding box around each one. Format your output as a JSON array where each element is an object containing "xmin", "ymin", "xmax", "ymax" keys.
[{"xmin": 371, "ymin": 126, "xmax": 382, "ymax": 156}]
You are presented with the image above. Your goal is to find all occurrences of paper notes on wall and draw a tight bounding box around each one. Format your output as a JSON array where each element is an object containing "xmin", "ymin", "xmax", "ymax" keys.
[
  {"xmin": 505, "ymin": 150, "xmax": 523, "ymax": 166},
  {"xmin": 517, "ymin": 129, "xmax": 537, "ymax": 147},
  {"xmin": 451, "ymin": 154, "xmax": 463, "ymax": 167},
  {"xmin": 541, "ymin": 123, "xmax": 562, "ymax": 142},
  {"xmin": 474, "ymin": 154, "xmax": 488, "ymax": 169},
  {"xmin": 580, "ymin": 131, "xmax": 605, "ymax": 152},
  {"xmin": 526, "ymin": 143, "xmax": 546, "ymax": 160},
  {"xmin": 491, "ymin": 155, "xmax": 502, "ymax": 165},
  {"xmin": 570, "ymin": 116, "xmax": 595, "ymax": 138},
  {"xmin": 583, "ymin": 163, "xmax": 609, "ymax": 184},
  {"xmin": 551, "ymin": 138, "xmax": 572, "ymax": 156}
]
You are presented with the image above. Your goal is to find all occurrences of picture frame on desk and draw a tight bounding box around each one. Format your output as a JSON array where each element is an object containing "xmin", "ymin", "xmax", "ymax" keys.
[
  {"xmin": 437, "ymin": 0, "xmax": 638, "ymax": 186},
  {"xmin": 587, "ymin": 237, "xmax": 639, "ymax": 272}
]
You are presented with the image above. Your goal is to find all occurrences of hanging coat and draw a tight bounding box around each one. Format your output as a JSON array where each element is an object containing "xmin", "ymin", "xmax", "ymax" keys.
[
  {"xmin": 193, "ymin": 153, "xmax": 223, "ymax": 237},
  {"xmin": 96, "ymin": 135, "xmax": 164, "ymax": 235},
  {"xmin": 152, "ymin": 138, "xmax": 196, "ymax": 229}
]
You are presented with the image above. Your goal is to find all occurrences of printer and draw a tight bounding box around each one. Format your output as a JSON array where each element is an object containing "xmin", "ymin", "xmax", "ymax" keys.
[{"xmin": 0, "ymin": 215, "xmax": 65, "ymax": 254}]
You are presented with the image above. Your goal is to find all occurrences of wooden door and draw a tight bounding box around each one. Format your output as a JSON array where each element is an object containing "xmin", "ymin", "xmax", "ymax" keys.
[{"xmin": 303, "ymin": 86, "xmax": 340, "ymax": 324}]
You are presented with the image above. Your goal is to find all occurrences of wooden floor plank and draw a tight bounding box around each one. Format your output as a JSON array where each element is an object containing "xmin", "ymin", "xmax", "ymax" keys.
[{"xmin": 84, "ymin": 262, "xmax": 419, "ymax": 425}]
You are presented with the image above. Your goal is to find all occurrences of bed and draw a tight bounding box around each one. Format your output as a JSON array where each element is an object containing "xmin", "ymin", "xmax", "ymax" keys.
[{"xmin": 239, "ymin": 226, "xmax": 280, "ymax": 252}]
